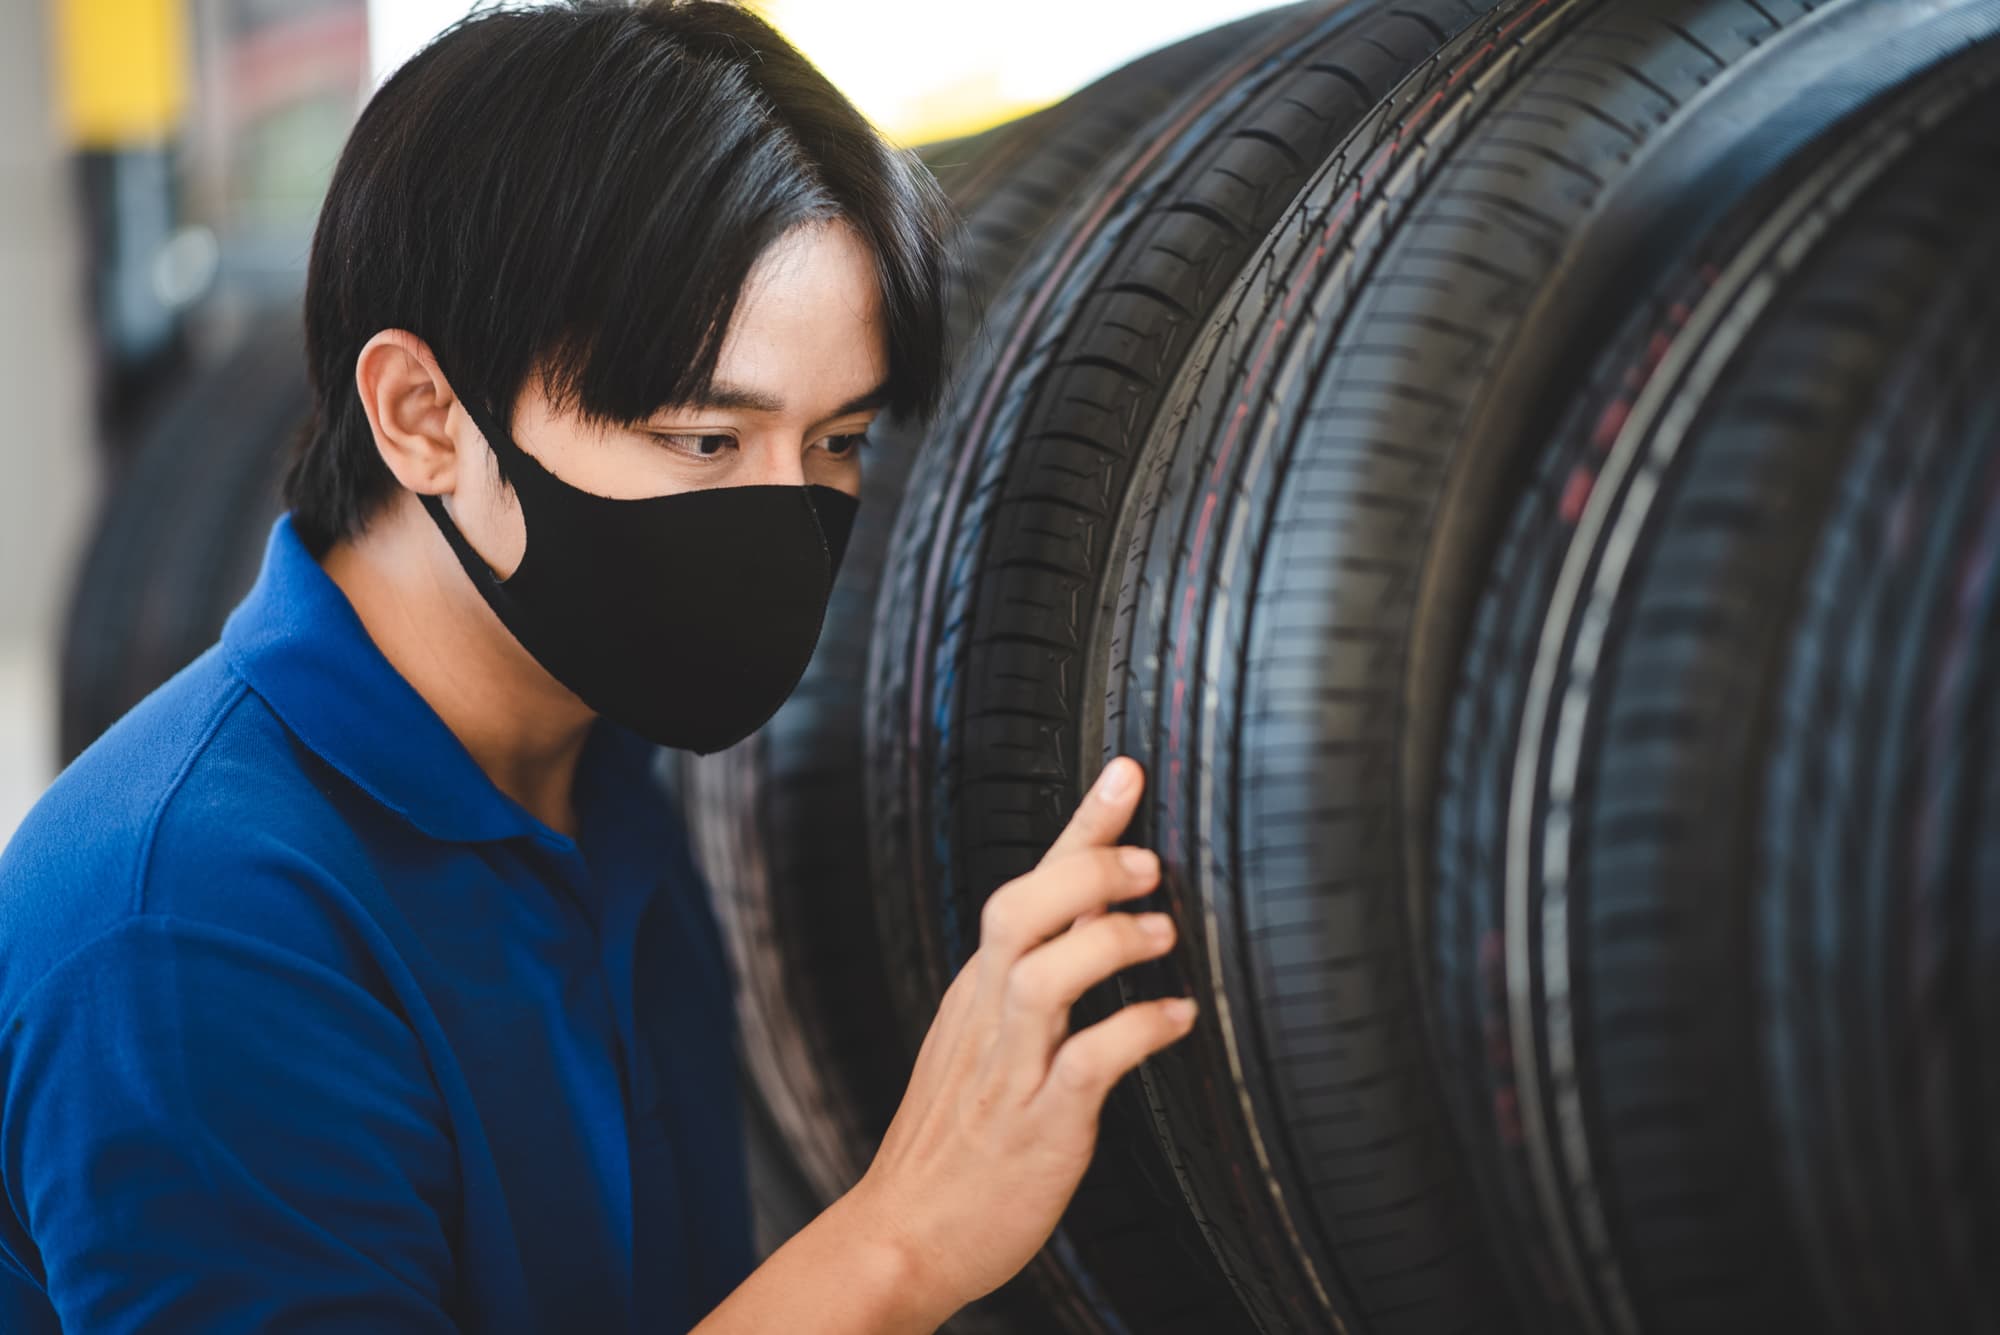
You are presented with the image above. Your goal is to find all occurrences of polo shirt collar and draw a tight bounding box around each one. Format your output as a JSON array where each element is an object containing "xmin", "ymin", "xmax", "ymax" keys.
[{"xmin": 222, "ymin": 512, "xmax": 650, "ymax": 846}]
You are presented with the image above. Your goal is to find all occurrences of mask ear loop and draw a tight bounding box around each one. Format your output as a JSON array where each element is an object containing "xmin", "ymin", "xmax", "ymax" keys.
[
  {"xmin": 422, "ymin": 343, "xmax": 550, "ymax": 507},
  {"xmin": 416, "ymin": 351, "xmax": 545, "ymax": 593},
  {"xmin": 419, "ymin": 489, "xmax": 516, "ymax": 596}
]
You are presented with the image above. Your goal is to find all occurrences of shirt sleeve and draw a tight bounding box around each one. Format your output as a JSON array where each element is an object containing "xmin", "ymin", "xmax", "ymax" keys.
[{"xmin": 0, "ymin": 915, "xmax": 463, "ymax": 1333}]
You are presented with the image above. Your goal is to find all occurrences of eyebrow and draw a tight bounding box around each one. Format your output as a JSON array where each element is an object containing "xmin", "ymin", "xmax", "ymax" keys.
[{"xmin": 679, "ymin": 378, "xmax": 892, "ymax": 420}]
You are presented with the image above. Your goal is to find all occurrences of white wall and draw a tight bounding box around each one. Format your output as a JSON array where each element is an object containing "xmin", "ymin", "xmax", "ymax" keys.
[
  {"xmin": 764, "ymin": 0, "xmax": 1283, "ymax": 139},
  {"xmin": 368, "ymin": 0, "xmax": 1282, "ymax": 141},
  {"xmin": 0, "ymin": 0, "xmax": 98, "ymax": 839},
  {"xmin": 366, "ymin": 0, "xmax": 481, "ymax": 91}
]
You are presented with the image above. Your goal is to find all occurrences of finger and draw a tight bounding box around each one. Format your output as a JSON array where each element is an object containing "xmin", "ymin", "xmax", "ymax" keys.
[
  {"xmin": 1013, "ymin": 911, "xmax": 1177, "ymax": 1015},
  {"xmin": 1029, "ymin": 994, "xmax": 1199, "ymax": 1118},
  {"xmin": 977, "ymin": 844, "xmax": 1161, "ymax": 971},
  {"xmin": 1037, "ymin": 755, "xmax": 1146, "ymax": 870},
  {"xmin": 990, "ymin": 910, "xmax": 1179, "ymax": 1101}
]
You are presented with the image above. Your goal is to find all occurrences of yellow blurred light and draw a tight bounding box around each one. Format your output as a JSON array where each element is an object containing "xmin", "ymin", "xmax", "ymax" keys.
[
  {"xmin": 53, "ymin": 0, "xmax": 190, "ymax": 148},
  {"xmin": 753, "ymin": 0, "xmax": 1275, "ymax": 145}
]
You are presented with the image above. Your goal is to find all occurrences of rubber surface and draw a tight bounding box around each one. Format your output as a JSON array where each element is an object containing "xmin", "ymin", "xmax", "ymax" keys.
[
  {"xmin": 1755, "ymin": 74, "xmax": 2000, "ymax": 1335},
  {"xmin": 1432, "ymin": 16, "xmax": 2000, "ymax": 1334}
]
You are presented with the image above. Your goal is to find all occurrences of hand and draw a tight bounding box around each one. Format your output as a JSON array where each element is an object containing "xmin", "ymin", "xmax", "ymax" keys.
[{"xmin": 842, "ymin": 755, "xmax": 1199, "ymax": 1324}]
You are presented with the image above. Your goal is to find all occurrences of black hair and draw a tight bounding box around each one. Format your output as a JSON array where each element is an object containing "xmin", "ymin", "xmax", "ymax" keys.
[{"xmin": 284, "ymin": 0, "xmax": 956, "ymax": 556}]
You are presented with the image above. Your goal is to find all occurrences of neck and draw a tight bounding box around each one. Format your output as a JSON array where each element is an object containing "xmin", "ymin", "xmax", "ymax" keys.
[{"xmin": 318, "ymin": 492, "xmax": 596, "ymax": 839}]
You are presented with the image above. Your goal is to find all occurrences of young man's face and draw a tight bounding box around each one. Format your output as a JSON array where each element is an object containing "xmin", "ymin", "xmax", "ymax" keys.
[{"xmin": 458, "ymin": 216, "xmax": 889, "ymax": 578}]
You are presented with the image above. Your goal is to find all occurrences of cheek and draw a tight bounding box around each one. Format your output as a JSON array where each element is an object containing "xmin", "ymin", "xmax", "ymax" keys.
[
  {"xmin": 803, "ymin": 449, "xmax": 864, "ymax": 498},
  {"xmin": 544, "ymin": 430, "xmax": 709, "ymax": 500},
  {"xmin": 511, "ymin": 392, "xmax": 699, "ymax": 501}
]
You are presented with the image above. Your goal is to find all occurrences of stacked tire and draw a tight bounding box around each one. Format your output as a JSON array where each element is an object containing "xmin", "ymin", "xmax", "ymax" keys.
[
  {"xmin": 1426, "ymin": 33, "xmax": 2000, "ymax": 1335},
  {"xmin": 58, "ymin": 2, "xmax": 2000, "ymax": 1331},
  {"xmin": 717, "ymin": 1, "xmax": 2000, "ymax": 1332},
  {"xmin": 57, "ymin": 307, "xmax": 307, "ymax": 763}
]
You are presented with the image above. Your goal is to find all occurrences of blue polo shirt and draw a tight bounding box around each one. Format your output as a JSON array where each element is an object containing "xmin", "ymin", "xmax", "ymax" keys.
[{"xmin": 0, "ymin": 512, "xmax": 755, "ymax": 1333}]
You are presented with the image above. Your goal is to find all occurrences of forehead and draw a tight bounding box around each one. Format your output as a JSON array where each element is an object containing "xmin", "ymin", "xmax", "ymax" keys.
[
  {"xmin": 732, "ymin": 220, "xmax": 885, "ymax": 333},
  {"xmin": 697, "ymin": 220, "xmax": 890, "ymax": 415}
]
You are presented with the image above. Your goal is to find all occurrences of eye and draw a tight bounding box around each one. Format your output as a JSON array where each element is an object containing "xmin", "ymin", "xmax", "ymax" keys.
[
  {"xmin": 652, "ymin": 432, "xmax": 736, "ymax": 460},
  {"xmin": 822, "ymin": 432, "xmax": 871, "ymax": 459}
]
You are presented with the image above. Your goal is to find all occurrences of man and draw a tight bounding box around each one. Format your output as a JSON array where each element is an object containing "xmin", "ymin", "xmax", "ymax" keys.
[{"xmin": 0, "ymin": 4, "xmax": 1197, "ymax": 1332}]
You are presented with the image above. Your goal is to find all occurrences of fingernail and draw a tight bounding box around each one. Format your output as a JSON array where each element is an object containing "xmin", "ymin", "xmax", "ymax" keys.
[
  {"xmin": 1096, "ymin": 759, "xmax": 1134, "ymax": 803},
  {"xmin": 1140, "ymin": 913, "xmax": 1174, "ymax": 939},
  {"xmin": 1119, "ymin": 846, "xmax": 1157, "ymax": 876},
  {"xmin": 1166, "ymin": 997, "xmax": 1198, "ymax": 1024}
]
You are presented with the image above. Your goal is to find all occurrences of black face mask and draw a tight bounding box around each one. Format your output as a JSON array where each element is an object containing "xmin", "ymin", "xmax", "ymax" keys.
[{"xmin": 418, "ymin": 386, "xmax": 858, "ymax": 755}]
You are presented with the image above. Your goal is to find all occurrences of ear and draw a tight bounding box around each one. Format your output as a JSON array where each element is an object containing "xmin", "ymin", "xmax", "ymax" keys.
[{"xmin": 353, "ymin": 329, "xmax": 469, "ymax": 496}]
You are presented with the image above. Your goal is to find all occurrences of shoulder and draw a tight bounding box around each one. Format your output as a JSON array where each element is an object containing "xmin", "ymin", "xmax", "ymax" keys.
[{"xmin": 0, "ymin": 644, "xmax": 379, "ymax": 1024}]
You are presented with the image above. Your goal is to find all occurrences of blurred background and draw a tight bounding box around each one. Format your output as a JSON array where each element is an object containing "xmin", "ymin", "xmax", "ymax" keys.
[{"xmin": 0, "ymin": 0, "xmax": 1277, "ymax": 843}]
